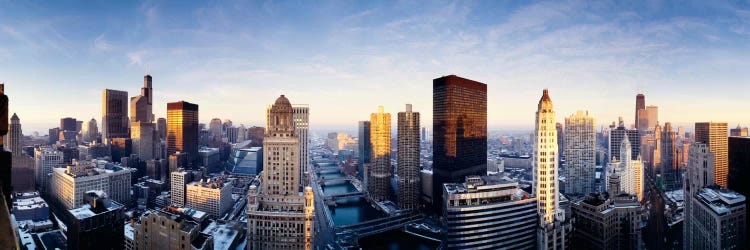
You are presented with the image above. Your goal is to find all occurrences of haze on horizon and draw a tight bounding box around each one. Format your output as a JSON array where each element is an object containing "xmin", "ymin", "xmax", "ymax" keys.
[{"xmin": 1, "ymin": 1, "xmax": 749, "ymax": 134}]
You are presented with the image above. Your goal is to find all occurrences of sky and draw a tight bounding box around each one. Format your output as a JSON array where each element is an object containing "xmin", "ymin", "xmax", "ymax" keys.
[{"xmin": 1, "ymin": 0, "xmax": 749, "ymax": 135}]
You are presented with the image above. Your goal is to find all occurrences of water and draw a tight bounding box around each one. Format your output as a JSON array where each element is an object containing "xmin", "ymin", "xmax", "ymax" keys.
[
  {"xmin": 321, "ymin": 182, "xmax": 357, "ymax": 196},
  {"xmin": 327, "ymin": 197, "xmax": 382, "ymax": 226},
  {"xmin": 359, "ymin": 229, "xmax": 440, "ymax": 250},
  {"xmin": 320, "ymin": 172, "xmax": 345, "ymax": 179}
]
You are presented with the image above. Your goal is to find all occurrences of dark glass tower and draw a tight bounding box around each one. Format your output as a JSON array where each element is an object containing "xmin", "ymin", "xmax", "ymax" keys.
[
  {"xmin": 432, "ymin": 75, "xmax": 487, "ymax": 212},
  {"xmin": 357, "ymin": 121, "xmax": 371, "ymax": 182},
  {"xmin": 729, "ymin": 136, "xmax": 750, "ymax": 242},
  {"xmin": 635, "ymin": 94, "xmax": 645, "ymax": 130},
  {"xmin": 167, "ymin": 101, "xmax": 199, "ymax": 165}
]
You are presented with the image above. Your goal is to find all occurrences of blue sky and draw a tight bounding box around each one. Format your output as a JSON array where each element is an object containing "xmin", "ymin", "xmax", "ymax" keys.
[{"xmin": 2, "ymin": 0, "xmax": 749, "ymax": 134}]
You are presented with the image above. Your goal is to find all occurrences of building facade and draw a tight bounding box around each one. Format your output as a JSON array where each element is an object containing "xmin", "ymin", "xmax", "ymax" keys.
[
  {"xmin": 135, "ymin": 209, "xmax": 213, "ymax": 250},
  {"xmin": 185, "ymin": 178, "xmax": 232, "ymax": 218},
  {"xmin": 8, "ymin": 113, "xmax": 21, "ymax": 156},
  {"xmin": 730, "ymin": 125, "xmax": 748, "ymax": 137},
  {"xmin": 443, "ymin": 176, "xmax": 537, "ymax": 249},
  {"xmin": 695, "ymin": 122, "xmax": 729, "ymax": 187},
  {"xmin": 571, "ymin": 192, "xmax": 644, "ymax": 249},
  {"xmin": 687, "ymin": 187, "xmax": 746, "ymax": 250},
  {"xmin": 49, "ymin": 160, "xmax": 132, "ymax": 209},
  {"xmin": 293, "ymin": 104, "xmax": 310, "ymax": 189},
  {"xmin": 171, "ymin": 169, "xmax": 192, "ymax": 207},
  {"xmin": 729, "ymin": 136, "xmax": 750, "ymax": 242},
  {"xmin": 102, "ymin": 89, "xmax": 129, "ymax": 141},
  {"xmin": 167, "ymin": 101, "xmax": 199, "ymax": 164},
  {"xmin": 606, "ymin": 134, "xmax": 645, "ymax": 201},
  {"xmin": 34, "ymin": 147, "xmax": 64, "ymax": 194},
  {"xmin": 432, "ymin": 75, "xmax": 487, "ymax": 212},
  {"xmin": 368, "ymin": 106, "xmax": 391, "ymax": 202},
  {"xmin": 563, "ymin": 110, "xmax": 596, "ymax": 196},
  {"xmin": 397, "ymin": 104, "xmax": 420, "ymax": 210},
  {"xmin": 357, "ymin": 121, "xmax": 371, "ymax": 182},
  {"xmin": 609, "ymin": 117, "xmax": 641, "ymax": 162}
]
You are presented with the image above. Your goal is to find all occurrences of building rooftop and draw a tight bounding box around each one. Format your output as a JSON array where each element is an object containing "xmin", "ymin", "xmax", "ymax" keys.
[
  {"xmin": 201, "ymin": 221, "xmax": 241, "ymax": 250},
  {"xmin": 443, "ymin": 175, "xmax": 517, "ymax": 195},
  {"xmin": 697, "ymin": 186, "xmax": 746, "ymax": 215},
  {"xmin": 38, "ymin": 230, "xmax": 67, "ymax": 250},
  {"xmin": 124, "ymin": 222, "xmax": 135, "ymax": 241}
]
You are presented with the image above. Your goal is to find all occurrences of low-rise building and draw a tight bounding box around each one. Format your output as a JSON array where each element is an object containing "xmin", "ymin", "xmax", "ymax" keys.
[{"xmin": 185, "ymin": 177, "xmax": 232, "ymax": 218}]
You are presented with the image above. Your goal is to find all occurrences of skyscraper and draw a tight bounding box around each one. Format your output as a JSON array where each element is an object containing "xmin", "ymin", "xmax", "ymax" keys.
[
  {"xmin": 533, "ymin": 89, "xmax": 571, "ymax": 249},
  {"xmin": 49, "ymin": 160, "xmax": 132, "ymax": 209},
  {"xmin": 82, "ymin": 118, "xmax": 98, "ymax": 142},
  {"xmin": 156, "ymin": 117, "xmax": 167, "ymax": 140},
  {"xmin": 563, "ymin": 111, "xmax": 595, "ymax": 196},
  {"xmin": 571, "ymin": 192, "xmax": 644, "ymax": 249},
  {"xmin": 209, "ymin": 118, "xmax": 223, "ymax": 139},
  {"xmin": 170, "ymin": 169, "xmax": 191, "ymax": 207},
  {"xmin": 635, "ymin": 93, "xmax": 645, "ymax": 131},
  {"xmin": 247, "ymin": 95, "xmax": 314, "ymax": 250},
  {"xmin": 368, "ymin": 106, "xmax": 391, "ymax": 202},
  {"xmin": 606, "ymin": 134, "xmax": 645, "ymax": 201},
  {"xmin": 646, "ymin": 105, "xmax": 658, "ymax": 130},
  {"xmin": 131, "ymin": 122, "xmax": 156, "ymax": 160},
  {"xmin": 357, "ymin": 121, "xmax": 371, "ymax": 182},
  {"xmin": 293, "ymin": 104, "xmax": 310, "ymax": 190},
  {"xmin": 687, "ymin": 186, "xmax": 746, "ymax": 249},
  {"xmin": 556, "ymin": 122, "xmax": 564, "ymax": 164},
  {"xmin": 432, "ymin": 75, "xmax": 487, "ymax": 212},
  {"xmin": 167, "ymin": 101, "xmax": 199, "ymax": 164},
  {"xmin": 8, "ymin": 113, "xmax": 21, "ymax": 156},
  {"xmin": 661, "ymin": 122, "xmax": 680, "ymax": 190},
  {"xmin": 728, "ymin": 136, "xmax": 750, "ymax": 242},
  {"xmin": 185, "ymin": 178, "xmax": 232, "ymax": 218},
  {"xmin": 102, "ymin": 89, "xmax": 129, "ymax": 142},
  {"xmin": 684, "ymin": 143, "xmax": 715, "ymax": 250},
  {"xmin": 609, "ymin": 117, "xmax": 640, "ymax": 162},
  {"xmin": 695, "ymin": 122, "xmax": 728, "ymax": 187},
  {"xmin": 397, "ymin": 104, "xmax": 420, "ymax": 210},
  {"xmin": 34, "ymin": 147, "xmax": 63, "ymax": 194},
  {"xmin": 731, "ymin": 125, "xmax": 749, "ymax": 137},
  {"xmin": 130, "ymin": 75, "xmax": 153, "ymax": 123}
]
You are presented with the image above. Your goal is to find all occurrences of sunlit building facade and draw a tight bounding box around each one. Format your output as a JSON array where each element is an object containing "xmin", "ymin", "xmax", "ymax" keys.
[
  {"xmin": 368, "ymin": 105, "xmax": 391, "ymax": 202},
  {"xmin": 563, "ymin": 110, "xmax": 596, "ymax": 196},
  {"xmin": 185, "ymin": 178, "xmax": 232, "ymax": 218},
  {"xmin": 695, "ymin": 122, "xmax": 728, "ymax": 187},
  {"xmin": 167, "ymin": 101, "xmax": 199, "ymax": 163}
]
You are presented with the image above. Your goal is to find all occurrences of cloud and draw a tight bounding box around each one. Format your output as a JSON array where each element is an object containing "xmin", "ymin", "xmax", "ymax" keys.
[
  {"xmin": 127, "ymin": 51, "xmax": 147, "ymax": 66},
  {"xmin": 93, "ymin": 34, "xmax": 114, "ymax": 51}
]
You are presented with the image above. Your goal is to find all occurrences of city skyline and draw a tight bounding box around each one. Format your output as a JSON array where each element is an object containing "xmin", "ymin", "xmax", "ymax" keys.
[{"xmin": 3, "ymin": 1, "xmax": 750, "ymax": 133}]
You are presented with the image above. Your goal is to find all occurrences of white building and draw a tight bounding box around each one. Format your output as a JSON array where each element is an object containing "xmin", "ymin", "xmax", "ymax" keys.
[
  {"xmin": 606, "ymin": 134, "xmax": 645, "ymax": 201},
  {"xmin": 171, "ymin": 169, "xmax": 191, "ymax": 207},
  {"xmin": 293, "ymin": 104, "xmax": 309, "ymax": 189},
  {"xmin": 563, "ymin": 110, "xmax": 596, "ymax": 196},
  {"xmin": 34, "ymin": 147, "xmax": 64, "ymax": 194},
  {"xmin": 688, "ymin": 187, "xmax": 746, "ymax": 250},
  {"xmin": 49, "ymin": 160, "xmax": 132, "ymax": 209},
  {"xmin": 185, "ymin": 178, "xmax": 232, "ymax": 218}
]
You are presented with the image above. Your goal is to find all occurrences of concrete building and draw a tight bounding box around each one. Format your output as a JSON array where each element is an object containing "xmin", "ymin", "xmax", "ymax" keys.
[
  {"xmin": 293, "ymin": 104, "xmax": 310, "ymax": 189},
  {"xmin": 443, "ymin": 175, "xmax": 537, "ymax": 249},
  {"xmin": 157, "ymin": 117, "xmax": 167, "ymax": 140},
  {"xmin": 358, "ymin": 121, "xmax": 371, "ymax": 182},
  {"xmin": 687, "ymin": 186, "xmax": 746, "ymax": 250},
  {"xmin": 731, "ymin": 125, "xmax": 748, "ymax": 137},
  {"xmin": 34, "ymin": 147, "xmax": 63, "ymax": 194},
  {"xmin": 684, "ymin": 143, "xmax": 715, "ymax": 250},
  {"xmin": 167, "ymin": 101, "xmax": 199, "ymax": 164},
  {"xmin": 247, "ymin": 95, "xmax": 314, "ymax": 250},
  {"xmin": 606, "ymin": 134, "xmax": 645, "ymax": 201},
  {"xmin": 609, "ymin": 117, "xmax": 641, "ymax": 162},
  {"xmin": 82, "ymin": 118, "xmax": 98, "ymax": 142},
  {"xmin": 646, "ymin": 105, "xmax": 658, "ymax": 131},
  {"xmin": 49, "ymin": 160, "xmax": 132, "ymax": 209},
  {"xmin": 432, "ymin": 75, "xmax": 487, "ymax": 213},
  {"xmin": 563, "ymin": 110, "xmax": 596, "ymax": 196},
  {"xmin": 185, "ymin": 178, "xmax": 232, "ymax": 218},
  {"xmin": 61, "ymin": 191, "xmax": 125, "ymax": 249},
  {"xmin": 131, "ymin": 121, "xmax": 156, "ymax": 161},
  {"xmin": 171, "ymin": 169, "xmax": 192, "ymax": 207},
  {"xmin": 368, "ymin": 106, "xmax": 392, "ymax": 202},
  {"xmin": 135, "ymin": 208, "xmax": 213, "ymax": 250},
  {"xmin": 102, "ymin": 89, "xmax": 129, "ymax": 142},
  {"xmin": 8, "ymin": 113, "xmax": 21, "ymax": 156},
  {"xmin": 397, "ymin": 104, "xmax": 420, "ymax": 210},
  {"xmin": 695, "ymin": 122, "xmax": 728, "ymax": 187},
  {"xmin": 533, "ymin": 89, "xmax": 572, "ymax": 249},
  {"xmin": 661, "ymin": 122, "xmax": 681, "ymax": 190},
  {"xmin": 571, "ymin": 192, "xmax": 644, "ymax": 249}
]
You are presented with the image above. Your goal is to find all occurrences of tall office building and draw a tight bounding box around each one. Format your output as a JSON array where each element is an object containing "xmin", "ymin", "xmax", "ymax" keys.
[
  {"xmin": 82, "ymin": 118, "xmax": 98, "ymax": 142},
  {"xmin": 731, "ymin": 125, "xmax": 749, "ymax": 137},
  {"xmin": 432, "ymin": 75, "xmax": 487, "ymax": 212},
  {"xmin": 661, "ymin": 122, "xmax": 681, "ymax": 190},
  {"xmin": 695, "ymin": 122, "xmax": 729, "ymax": 187},
  {"xmin": 556, "ymin": 123, "xmax": 564, "ymax": 164},
  {"xmin": 571, "ymin": 192, "xmax": 644, "ymax": 249},
  {"xmin": 131, "ymin": 122, "xmax": 156, "ymax": 160},
  {"xmin": 397, "ymin": 104, "xmax": 420, "ymax": 210},
  {"xmin": 60, "ymin": 117, "xmax": 77, "ymax": 133},
  {"xmin": 646, "ymin": 105, "xmax": 658, "ymax": 130},
  {"xmin": 533, "ymin": 89, "xmax": 571, "ymax": 249},
  {"xmin": 185, "ymin": 178, "xmax": 232, "ymax": 218},
  {"xmin": 609, "ymin": 117, "xmax": 641, "ymax": 162},
  {"xmin": 8, "ymin": 113, "xmax": 21, "ymax": 156},
  {"xmin": 247, "ymin": 95, "xmax": 314, "ymax": 250},
  {"xmin": 135, "ymin": 208, "xmax": 213, "ymax": 250},
  {"xmin": 684, "ymin": 143, "xmax": 715, "ymax": 250},
  {"xmin": 368, "ymin": 106, "xmax": 392, "ymax": 202},
  {"xmin": 357, "ymin": 121, "xmax": 371, "ymax": 182},
  {"xmin": 687, "ymin": 186, "xmax": 746, "ymax": 250},
  {"xmin": 49, "ymin": 160, "xmax": 132, "ymax": 209},
  {"xmin": 157, "ymin": 117, "xmax": 167, "ymax": 140},
  {"xmin": 563, "ymin": 111, "xmax": 596, "ymax": 196},
  {"xmin": 293, "ymin": 104, "xmax": 310, "ymax": 189},
  {"xmin": 606, "ymin": 134, "xmax": 645, "ymax": 201},
  {"xmin": 443, "ymin": 176, "xmax": 537, "ymax": 249},
  {"xmin": 635, "ymin": 93, "xmax": 645, "ymax": 131},
  {"xmin": 102, "ymin": 89, "xmax": 129, "ymax": 141},
  {"xmin": 34, "ymin": 147, "xmax": 63, "ymax": 194},
  {"xmin": 209, "ymin": 118, "xmax": 223, "ymax": 139},
  {"xmin": 170, "ymin": 169, "xmax": 191, "ymax": 207},
  {"xmin": 130, "ymin": 75, "xmax": 154, "ymax": 123},
  {"xmin": 48, "ymin": 127, "xmax": 60, "ymax": 145},
  {"xmin": 728, "ymin": 136, "xmax": 750, "ymax": 242},
  {"xmin": 167, "ymin": 101, "xmax": 199, "ymax": 164}
]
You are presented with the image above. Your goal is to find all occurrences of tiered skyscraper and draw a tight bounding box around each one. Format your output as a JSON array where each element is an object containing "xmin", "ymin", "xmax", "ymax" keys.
[
  {"xmin": 8, "ymin": 113, "xmax": 21, "ymax": 156},
  {"xmin": 563, "ymin": 110, "xmax": 595, "ymax": 196},
  {"xmin": 695, "ymin": 122, "xmax": 728, "ymax": 187},
  {"xmin": 167, "ymin": 101, "xmax": 199, "ymax": 164},
  {"xmin": 130, "ymin": 75, "xmax": 157, "ymax": 160},
  {"xmin": 247, "ymin": 95, "xmax": 314, "ymax": 250},
  {"xmin": 609, "ymin": 117, "xmax": 640, "ymax": 164},
  {"xmin": 368, "ymin": 106, "xmax": 391, "ymax": 202},
  {"xmin": 397, "ymin": 104, "xmax": 420, "ymax": 210},
  {"xmin": 102, "ymin": 89, "xmax": 129, "ymax": 142},
  {"xmin": 533, "ymin": 89, "xmax": 571, "ymax": 249},
  {"xmin": 432, "ymin": 75, "xmax": 487, "ymax": 212}
]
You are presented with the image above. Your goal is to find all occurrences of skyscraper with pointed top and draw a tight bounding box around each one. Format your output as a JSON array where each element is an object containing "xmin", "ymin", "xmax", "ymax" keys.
[
  {"xmin": 533, "ymin": 89, "xmax": 571, "ymax": 249},
  {"xmin": 8, "ymin": 113, "xmax": 21, "ymax": 156},
  {"xmin": 131, "ymin": 74, "xmax": 157, "ymax": 160}
]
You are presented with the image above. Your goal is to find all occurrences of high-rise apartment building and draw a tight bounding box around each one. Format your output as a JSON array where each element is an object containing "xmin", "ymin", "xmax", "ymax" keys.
[
  {"xmin": 533, "ymin": 89, "xmax": 571, "ymax": 249},
  {"xmin": 563, "ymin": 110, "xmax": 596, "ymax": 196},
  {"xmin": 687, "ymin": 186, "xmax": 746, "ymax": 250},
  {"xmin": 368, "ymin": 106, "xmax": 392, "ymax": 202},
  {"xmin": 49, "ymin": 160, "xmax": 132, "ymax": 209},
  {"xmin": 358, "ymin": 121, "xmax": 371, "ymax": 182},
  {"xmin": 695, "ymin": 122, "xmax": 728, "ymax": 187},
  {"xmin": 185, "ymin": 178, "xmax": 232, "ymax": 218},
  {"xmin": 167, "ymin": 101, "xmax": 199, "ymax": 164},
  {"xmin": 8, "ymin": 113, "xmax": 21, "ymax": 156},
  {"xmin": 731, "ymin": 125, "xmax": 749, "ymax": 137},
  {"xmin": 432, "ymin": 75, "xmax": 487, "ymax": 212},
  {"xmin": 293, "ymin": 104, "xmax": 310, "ymax": 189},
  {"xmin": 34, "ymin": 147, "xmax": 63, "ymax": 194},
  {"xmin": 443, "ymin": 176, "xmax": 537, "ymax": 249},
  {"xmin": 102, "ymin": 89, "xmax": 129, "ymax": 141},
  {"xmin": 171, "ymin": 169, "xmax": 192, "ymax": 207},
  {"xmin": 397, "ymin": 104, "xmax": 420, "ymax": 210},
  {"xmin": 247, "ymin": 95, "xmax": 314, "ymax": 250}
]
